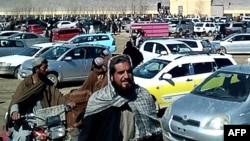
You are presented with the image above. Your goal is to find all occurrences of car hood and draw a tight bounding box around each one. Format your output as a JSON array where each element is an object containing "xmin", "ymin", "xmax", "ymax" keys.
[
  {"xmin": 134, "ymin": 76, "xmax": 153, "ymax": 87},
  {"xmin": 0, "ymin": 55, "xmax": 33, "ymax": 66},
  {"xmin": 171, "ymin": 94, "xmax": 241, "ymax": 118}
]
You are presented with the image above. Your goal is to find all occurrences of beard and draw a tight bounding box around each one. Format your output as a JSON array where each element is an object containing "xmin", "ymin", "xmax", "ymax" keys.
[{"xmin": 112, "ymin": 79, "xmax": 134, "ymax": 97}]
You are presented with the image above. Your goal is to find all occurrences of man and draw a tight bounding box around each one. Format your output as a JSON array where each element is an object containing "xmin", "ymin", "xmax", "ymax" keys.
[
  {"xmin": 78, "ymin": 54, "xmax": 163, "ymax": 141},
  {"xmin": 123, "ymin": 41, "xmax": 144, "ymax": 68},
  {"xmin": 6, "ymin": 57, "xmax": 75, "ymax": 140}
]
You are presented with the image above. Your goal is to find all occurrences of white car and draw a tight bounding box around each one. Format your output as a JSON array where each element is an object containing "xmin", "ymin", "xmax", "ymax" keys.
[
  {"xmin": 194, "ymin": 22, "xmax": 217, "ymax": 36},
  {"xmin": 0, "ymin": 42, "xmax": 62, "ymax": 78},
  {"xmin": 54, "ymin": 21, "xmax": 76, "ymax": 28},
  {"xmin": 139, "ymin": 39, "xmax": 193, "ymax": 63}
]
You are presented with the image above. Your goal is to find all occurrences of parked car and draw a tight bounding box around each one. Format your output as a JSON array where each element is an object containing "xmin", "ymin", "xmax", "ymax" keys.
[
  {"xmin": 193, "ymin": 22, "xmax": 217, "ymax": 36},
  {"xmin": 18, "ymin": 44, "xmax": 108, "ymax": 86},
  {"xmin": 66, "ymin": 32, "xmax": 117, "ymax": 52},
  {"xmin": 175, "ymin": 37, "xmax": 214, "ymax": 53},
  {"xmin": 225, "ymin": 21, "xmax": 250, "ymax": 36},
  {"xmin": 176, "ymin": 19, "xmax": 191, "ymax": 33},
  {"xmin": 54, "ymin": 21, "xmax": 76, "ymax": 28},
  {"xmin": 0, "ymin": 38, "xmax": 28, "ymax": 57},
  {"xmin": 214, "ymin": 33, "xmax": 250, "ymax": 54},
  {"xmin": 0, "ymin": 42, "xmax": 62, "ymax": 78},
  {"xmin": 0, "ymin": 31, "xmax": 23, "ymax": 38},
  {"xmin": 139, "ymin": 39, "xmax": 193, "ymax": 62},
  {"xmin": 27, "ymin": 24, "xmax": 44, "ymax": 34},
  {"xmin": 162, "ymin": 65, "xmax": 250, "ymax": 141},
  {"xmin": 133, "ymin": 53, "xmax": 237, "ymax": 113},
  {"xmin": 6, "ymin": 32, "xmax": 49, "ymax": 46},
  {"xmin": 52, "ymin": 27, "xmax": 82, "ymax": 41}
]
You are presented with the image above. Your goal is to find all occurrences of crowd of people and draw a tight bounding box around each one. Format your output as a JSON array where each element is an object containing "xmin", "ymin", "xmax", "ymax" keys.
[{"xmin": 4, "ymin": 35, "xmax": 163, "ymax": 141}]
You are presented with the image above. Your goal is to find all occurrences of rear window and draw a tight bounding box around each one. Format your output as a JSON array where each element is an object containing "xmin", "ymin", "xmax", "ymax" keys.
[{"xmin": 214, "ymin": 58, "xmax": 234, "ymax": 69}]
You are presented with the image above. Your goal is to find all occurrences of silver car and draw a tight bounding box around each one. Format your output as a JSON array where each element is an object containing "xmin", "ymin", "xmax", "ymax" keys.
[
  {"xmin": 18, "ymin": 44, "xmax": 107, "ymax": 86},
  {"xmin": 215, "ymin": 33, "xmax": 250, "ymax": 54},
  {"xmin": 162, "ymin": 65, "xmax": 250, "ymax": 141},
  {"xmin": 7, "ymin": 32, "xmax": 49, "ymax": 46}
]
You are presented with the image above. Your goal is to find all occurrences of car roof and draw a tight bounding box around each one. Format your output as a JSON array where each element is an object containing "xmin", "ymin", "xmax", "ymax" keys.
[
  {"xmin": 154, "ymin": 52, "xmax": 233, "ymax": 62},
  {"xmin": 175, "ymin": 37, "xmax": 209, "ymax": 41},
  {"xmin": 144, "ymin": 39, "xmax": 187, "ymax": 44},
  {"xmin": 60, "ymin": 43, "xmax": 107, "ymax": 49},
  {"xmin": 32, "ymin": 42, "xmax": 64, "ymax": 48},
  {"xmin": 219, "ymin": 65, "xmax": 250, "ymax": 74}
]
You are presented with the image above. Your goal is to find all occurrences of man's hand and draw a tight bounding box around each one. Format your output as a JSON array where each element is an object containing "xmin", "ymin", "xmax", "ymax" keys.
[{"xmin": 11, "ymin": 111, "xmax": 20, "ymax": 121}]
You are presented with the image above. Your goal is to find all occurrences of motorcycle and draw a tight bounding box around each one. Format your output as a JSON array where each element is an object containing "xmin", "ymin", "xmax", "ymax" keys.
[{"xmin": 2, "ymin": 104, "xmax": 72, "ymax": 141}]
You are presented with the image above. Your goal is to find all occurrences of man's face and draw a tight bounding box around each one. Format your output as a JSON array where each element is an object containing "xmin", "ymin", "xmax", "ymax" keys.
[
  {"xmin": 37, "ymin": 63, "xmax": 48, "ymax": 75},
  {"xmin": 112, "ymin": 62, "xmax": 133, "ymax": 91}
]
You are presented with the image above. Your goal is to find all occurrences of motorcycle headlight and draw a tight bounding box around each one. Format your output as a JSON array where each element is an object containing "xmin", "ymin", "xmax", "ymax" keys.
[{"xmin": 204, "ymin": 114, "xmax": 229, "ymax": 130}]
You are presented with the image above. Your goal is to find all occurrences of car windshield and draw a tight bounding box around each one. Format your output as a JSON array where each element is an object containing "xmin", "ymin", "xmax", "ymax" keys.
[
  {"xmin": 167, "ymin": 44, "xmax": 192, "ymax": 53},
  {"xmin": 195, "ymin": 23, "xmax": 203, "ymax": 27},
  {"xmin": 191, "ymin": 71, "xmax": 250, "ymax": 102},
  {"xmin": 133, "ymin": 59, "xmax": 170, "ymax": 78},
  {"xmin": 17, "ymin": 47, "xmax": 39, "ymax": 56},
  {"xmin": 220, "ymin": 33, "xmax": 235, "ymax": 41},
  {"xmin": 40, "ymin": 46, "xmax": 69, "ymax": 60}
]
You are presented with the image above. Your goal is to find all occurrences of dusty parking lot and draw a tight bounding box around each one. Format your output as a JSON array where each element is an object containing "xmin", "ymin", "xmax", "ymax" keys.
[{"xmin": 0, "ymin": 31, "xmax": 249, "ymax": 137}]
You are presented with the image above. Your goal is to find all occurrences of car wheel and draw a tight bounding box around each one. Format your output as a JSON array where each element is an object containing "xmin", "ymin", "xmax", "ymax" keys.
[
  {"xmin": 220, "ymin": 47, "xmax": 227, "ymax": 54},
  {"xmin": 13, "ymin": 66, "xmax": 20, "ymax": 79},
  {"xmin": 207, "ymin": 31, "xmax": 212, "ymax": 37},
  {"xmin": 47, "ymin": 73, "xmax": 58, "ymax": 86}
]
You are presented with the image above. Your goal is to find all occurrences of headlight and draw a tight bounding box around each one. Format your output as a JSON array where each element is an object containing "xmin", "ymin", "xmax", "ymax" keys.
[
  {"xmin": 204, "ymin": 114, "xmax": 229, "ymax": 130},
  {"xmin": 0, "ymin": 62, "xmax": 11, "ymax": 66},
  {"xmin": 163, "ymin": 104, "xmax": 172, "ymax": 118}
]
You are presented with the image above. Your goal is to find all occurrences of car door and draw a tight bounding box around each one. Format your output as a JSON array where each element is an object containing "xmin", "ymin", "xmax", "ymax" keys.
[
  {"xmin": 156, "ymin": 63, "xmax": 195, "ymax": 106},
  {"xmin": 23, "ymin": 33, "xmax": 39, "ymax": 46},
  {"xmin": 140, "ymin": 42, "xmax": 156, "ymax": 62},
  {"xmin": 226, "ymin": 35, "xmax": 245, "ymax": 53},
  {"xmin": 60, "ymin": 47, "xmax": 87, "ymax": 81}
]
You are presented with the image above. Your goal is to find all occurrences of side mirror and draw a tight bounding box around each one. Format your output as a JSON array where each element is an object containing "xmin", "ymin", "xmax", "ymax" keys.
[
  {"xmin": 228, "ymin": 39, "xmax": 232, "ymax": 42},
  {"xmin": 159, "ymin": 73, "xmax": 172, "ymax": 80}
]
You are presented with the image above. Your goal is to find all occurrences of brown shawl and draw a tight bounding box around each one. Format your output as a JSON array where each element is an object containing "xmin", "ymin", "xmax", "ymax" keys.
[{"xmin": 7, "ymin": 75, "xmax": 67, "ymax": 128}]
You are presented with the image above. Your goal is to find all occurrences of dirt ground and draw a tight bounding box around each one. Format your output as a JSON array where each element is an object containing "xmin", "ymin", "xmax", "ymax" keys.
[{"xmin": 0, "ymin": 31, "xmax": 249, "ymax": 137}]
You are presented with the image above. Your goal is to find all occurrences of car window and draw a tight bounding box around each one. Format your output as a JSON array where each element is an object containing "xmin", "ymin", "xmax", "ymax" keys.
[
  {"xmin": 232, "ymin": 35, "xmax": 245, "ymax": 41},
  {"xmin": 25, "ymin": 34, "xmax": 38, "ymax": 39},
  {"xmin": 68, "ymin": 48, "xmax": 86, "ymax": 60},
  {"xmin": 167, "ymin": 44, "xmax": 192, "ymax": 53},
  {"xmin": 233, "ymin": 23, "xmax": 242, "ymax": 27},
  {"xmin": 205, "ymin": 23, "xmax": 209, "ymax": 27},
  {"xmin": 168, "ymin": 64, "xmax": 190, "ymax": 78},
  {"xmin": 155, "ymin": 43, "xmax": 167, "ymax": 54},
  {"xmin": 200, "ymin": 40, "xmax": 211, "ymax": 48},
  {"xmin": 97, "ymin": 35, "xmax": 109, "ymax": 41},
  {"xmin": 195, "ymin": 23, "xmax": 203, "ymax": 27},
  {"xmin": 143, "ymin": 42, "xmax": 154, "ymax": 52},
  {"xmin": 193, "ymin": 62, "xmax": 213, "ymax": 74},
  {"xmin": 41, "ymin": 46, "xmax": 69, "ymax": 60},
  {"xmin": 180, "ymin": 40, "xmax": 198, "ymax": 48},
  {"xmin": 133, "ymin": 59, "xmax": 169, "ymax": 78},
  {"xmin": 214, "ymin": 58, "xmax": 234, "ymax": 69},
  {"xmin": 86, "ymin": 47, "xmax": 104, "ymax": 58}
]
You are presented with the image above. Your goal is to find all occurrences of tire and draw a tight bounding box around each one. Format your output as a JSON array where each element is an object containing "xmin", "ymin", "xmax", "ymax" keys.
[
  {"xmin": 220, "ymin": 47, "xmax": 227, "ymax": 54},
  {"xmin": 47, "ymin": 73, "xmax": 59, "ymax": 86},
  {"xmin": 13, "ymin": 66, "xmax": 20, "ymax": 79},
  {"xmin": 207, "ymin": 31, "xmax": 212, "ymax": 37}
]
